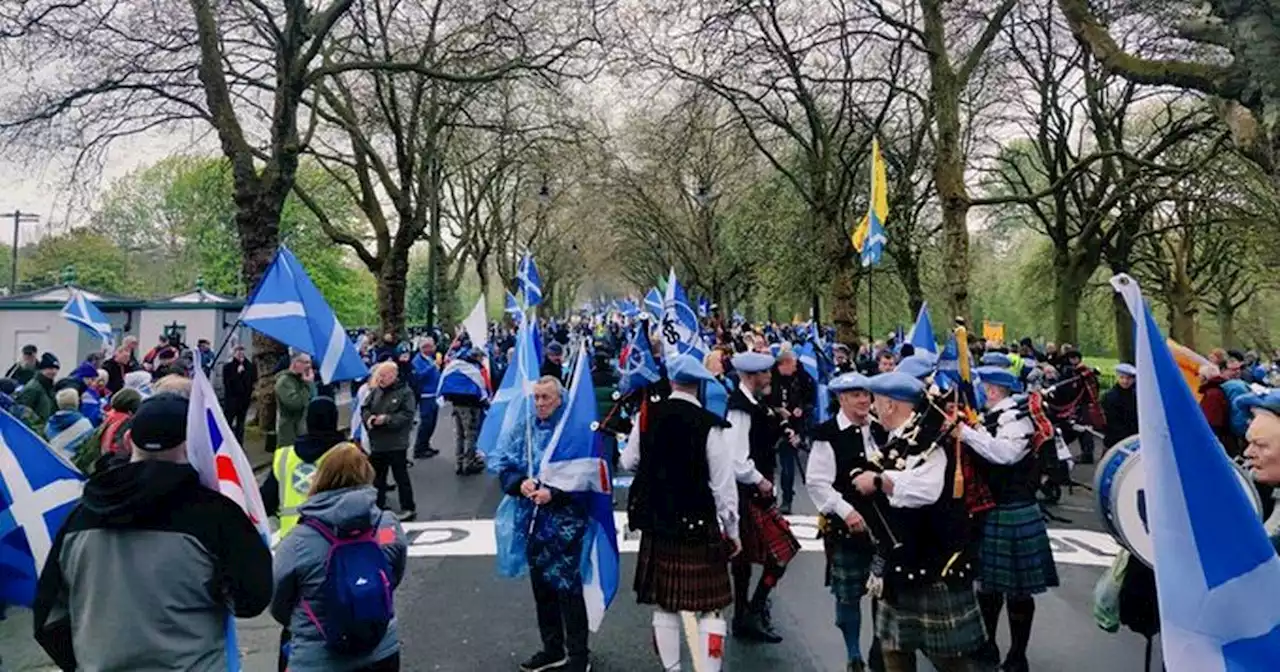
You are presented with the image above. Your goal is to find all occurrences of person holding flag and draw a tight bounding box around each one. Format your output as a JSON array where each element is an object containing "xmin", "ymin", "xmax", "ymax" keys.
[
  {"xmin": 33, "ymin": 393, "xmax": 273, "ymax": 670},
  {"xmin": 490, "ymin": 376, "xmax": 594, "ymax": 672},
  {"xmin": 621, "ymin": 354, "xmax": 741, "ymax": 672}
]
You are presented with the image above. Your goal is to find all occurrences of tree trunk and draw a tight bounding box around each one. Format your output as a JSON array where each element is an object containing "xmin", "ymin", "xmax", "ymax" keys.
[
  {"xmin": 1167, "ymin": 284, "xmax": 1198, "ymax": 349},
  {"xmin": 1112, "ymin": 291, "xmax": 1135, "ymax": 364},
  {"xmin": 377, "ymin": 246, "xmax": 410, "ymax": 337},
  {"xmin": 830, "ymin": 254, "xmax": 860, "ymax": 345},
  {"xmin": 897, "ymin": 253, "xmax": 925, "ymax": 319},
  {"xmin": 1219, "ymin": 298, "xmax": 1238, "ymax": 350},
  {"xmin": 236, "ymin": 187, "xmax": 288, "ymax": 451}
]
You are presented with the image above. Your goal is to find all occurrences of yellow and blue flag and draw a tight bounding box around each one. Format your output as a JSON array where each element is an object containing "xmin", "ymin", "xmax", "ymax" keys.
[{"xmin": 852, "ymin": 137, "xmax": 889, "ymax": 267}]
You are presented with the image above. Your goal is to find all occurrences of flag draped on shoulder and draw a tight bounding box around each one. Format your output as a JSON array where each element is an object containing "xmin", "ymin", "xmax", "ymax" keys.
[
  {"xmin": 60, "ymin": 289, "xmax": 114, "ymax": 348},
  {"xmin": 852, "ymin": 137, "xmax": 889, "ymax": 267},
  {"xmin": 660, "ymin": 269, "xmax": 706, "ymax": 362},
  {"xmin": 906, "ymin": 302, "xmax": 937, "ymax": 354},
  {"xmin": 239, "ymin": 246, "xmax": 367, "ymax": 383},
  {"xmin": 0, "ymin": 410, "xmax": 83, "ymax": 607},
  {"xmin": 1113, "ymin": 273, "xmax": 1280, "ymax": 671},
  {"xmin": 436, "ymin": 358, "xmax": 489, "ymax": 400},
  {"xmin": 518, "ymin": 254, "xmax": 543, "ymax": 308},
  {"xmin": 477, "ymin": 317, "xmax": 540, "ymax": 457},
  {"xmin": 538, "ymin": 346, "xmax": 620, "ymax": 631}
]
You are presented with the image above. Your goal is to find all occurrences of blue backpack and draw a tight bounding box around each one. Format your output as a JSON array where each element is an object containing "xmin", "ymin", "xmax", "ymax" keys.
[{"xmin": 300, "ymin": 518, "xmax": 394, "ymax": 655}]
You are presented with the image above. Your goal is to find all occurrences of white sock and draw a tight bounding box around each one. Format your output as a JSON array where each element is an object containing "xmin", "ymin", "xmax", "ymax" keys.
[
  {"xmin": 652, "ymin": 610, "xmax": 682, "ymax": 671},
  {"xmin": 698, "ymin": 613, "xmax": 728, "ymax": 672}
]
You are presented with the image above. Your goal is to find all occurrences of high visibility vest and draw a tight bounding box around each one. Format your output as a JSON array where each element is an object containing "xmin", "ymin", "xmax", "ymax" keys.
[{"xmin": 273, "ymin": 445, "xmax": 328, "ymax": 538}]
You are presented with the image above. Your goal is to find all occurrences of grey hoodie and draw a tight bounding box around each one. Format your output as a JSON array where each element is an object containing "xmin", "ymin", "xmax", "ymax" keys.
[{"xmin": 270, "ymin": 485, "xmax": 407, "ymax": 671}]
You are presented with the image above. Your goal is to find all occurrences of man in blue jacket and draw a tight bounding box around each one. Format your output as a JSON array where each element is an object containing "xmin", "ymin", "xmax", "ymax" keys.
[{"xmin": 412, "ymin": 338, "xmax": 442, "ymax": 459}]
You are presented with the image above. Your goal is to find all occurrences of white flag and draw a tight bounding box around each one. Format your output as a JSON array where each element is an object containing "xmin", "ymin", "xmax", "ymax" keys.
[{"xmin": 463, "ymin": 295, "xmax": 488, "ymax": 350}]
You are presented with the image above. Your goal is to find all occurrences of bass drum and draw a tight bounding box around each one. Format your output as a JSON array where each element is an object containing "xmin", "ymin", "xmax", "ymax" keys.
[{"xmin": 1095, "ymin": 434, "xmax": 1263, "ymax": 567}]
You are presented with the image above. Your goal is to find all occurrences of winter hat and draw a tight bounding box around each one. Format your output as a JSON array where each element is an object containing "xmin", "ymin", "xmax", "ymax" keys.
[{"xmin": 38, "ymin": 353, "xmax": 60, "ymax": 370}]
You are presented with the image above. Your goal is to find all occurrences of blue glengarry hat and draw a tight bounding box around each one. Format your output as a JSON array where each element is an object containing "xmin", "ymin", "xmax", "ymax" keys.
[
  {"xmin": 895, "ymin": 354, "xmax": 937, "ymax": 381},
  {"xmin": 731, "ymin": 352, "xmax": 774, "ymax": 374},
  {"xmin": 866, "ymin": 372, "xmax": 926, "ymax": 403},
  {"xmin": 829, "ymin": 372, "xmax": 872, "ymax": 393},
  {"xmin": 667, "ymin": 353, "xmax": 717, "ymax": 385},
  {"xmin": 975, "ymin": 365, "xmax": 1022, "ymax": 392},
  {"xmin": 1115, "ymin": 363, "xmax": 1137, "ymax": 377},
  {"xmin": 1237, "ymin": 390, "xmax": 1280, "ymax": 417},
  {"xmin": 980, "ymin": 352, "xmax": 1012, "ymax": 368}
]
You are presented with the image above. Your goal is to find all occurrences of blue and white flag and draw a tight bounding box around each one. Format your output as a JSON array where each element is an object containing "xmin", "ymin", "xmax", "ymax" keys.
[
  {"xmin": 436, "ymin": 358, "xmax": 489, "ymax": 400},
  {"xmin": 660, "ymin": 269, "xmax": 706, "ymax": 362},
  {"xmin": 860, "ymin": 216, "xmax": 887, "ymax": 267},
  {"xmin": 60, "ymin": 289, "xmax": 113, "ymax": 348},
  {"xmin": 617, "ymin": 322, "xmax": 660, "ymax": 395},
  {"xmin": 240, "ymin": 246, "xmax": 367, "ymax": 383},
  {"xmin": 477, "ymin": 317, "xmax": 540, "ymax": 457},
  {"xmin": 518, "ymin": 254, "xmax": 543, "ymax": 308},
  {"xmin": 1113, "ymin": 273, "xmax": 1280, "ymax": 670},
  {"xmin": 0, "ymin": 410, "xmax": 83, "ymax": 608},
  {"xmin": 504, "ymin": 290, "xmax": 525, "ymax": 324},
  {"xmin": 697, "ymin": 296, "xmax": 711, "ymax": 318},
  {"xmin": 618, "ymin": 298, "xmax": 639, "ymax": 319},
  {"xmin": 538, "ymin": 346, "xmax": 620, "ymax": 632},
  {"xmin": 644, "ymin": 287, "xmax": 663, "ymax": 317},
  {"xmin": 906, "ymin": 302, "xmax": 937, "ymax": 354}
]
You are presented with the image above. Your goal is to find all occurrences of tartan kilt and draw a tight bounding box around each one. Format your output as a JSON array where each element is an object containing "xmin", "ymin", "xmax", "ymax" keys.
[
  {"xmin": 827, "ymin": 537, "xmax": 874, "ymax": 604},
  {"xmin": 977, "ymin": 502, "xmax": 1059, "ymax": 596},
  {"xmin": 634, "ymin": 531, "xmax": 733, "ymax": 612},
  {"xmin": 875, "ymin": 581, "xmax": 986, "ymax": 657},
  {"xmin": 738, "ymin": 492, "xmax": 801, "ymax": 566}
]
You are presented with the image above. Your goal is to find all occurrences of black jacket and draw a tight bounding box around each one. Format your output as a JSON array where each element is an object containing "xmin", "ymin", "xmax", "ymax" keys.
[
  {"xmin": 541, "ymin": 357, "xmax": 564, "ymax": 384},
  {"xmin": 221, "ymin": 358, "xmax": 257, "ymax": 409},
  {"xmin": 34, "ymin": 462, "xmax": 272, "ymax": 671},
  {"xmin": 1101, "ymin": 384, "xmax": 1138, "ymax": 449}
]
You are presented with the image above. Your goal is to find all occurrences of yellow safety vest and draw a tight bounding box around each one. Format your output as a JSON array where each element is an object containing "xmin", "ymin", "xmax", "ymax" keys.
[{"xmin": 273, "ymin": 445, "xmax": 328, "ymax": 539}]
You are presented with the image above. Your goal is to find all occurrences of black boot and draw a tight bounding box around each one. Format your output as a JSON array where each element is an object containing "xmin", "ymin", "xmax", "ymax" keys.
[
  {"xmin": 739, "ymin": 588, "xmax": 783, "ymax": 643},
  {"xmin": 730, "ymin": 561, "xmax": 752, "ymax": 635},
  {"xmin": 974, "ymin": 592, "xmax": 1004, "ymax": 666},
  {"xmin": 1002, "ymin": 597, "xmax": 1035, "ymax": 672}
]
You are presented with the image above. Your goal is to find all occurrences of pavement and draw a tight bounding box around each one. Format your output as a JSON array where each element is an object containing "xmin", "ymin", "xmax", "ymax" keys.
[{"xmin": 1, "ymin": 410, "xmax": 1166, "ymax": 671}]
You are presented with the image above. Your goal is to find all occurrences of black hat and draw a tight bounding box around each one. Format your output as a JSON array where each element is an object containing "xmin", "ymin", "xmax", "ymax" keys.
[
  {"xmin": 547, "ymin": 342, "xmax": 565, "ymax": 356},
  {"xmin": 21, "ymin": 344, "xmax": 37, "ymax": 355},
  {"xmin": 38, "ymin": 353, "xmax": 60, "ymax": 370},
  {"xmin": 131, "ymin": 392, "xmax": 189, "ymax": 452}
]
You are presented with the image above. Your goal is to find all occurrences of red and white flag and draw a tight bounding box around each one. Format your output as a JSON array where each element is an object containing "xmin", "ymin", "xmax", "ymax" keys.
[{"xmin": 187, "ymin": 365, "xmax": 271, "ymax": 542}]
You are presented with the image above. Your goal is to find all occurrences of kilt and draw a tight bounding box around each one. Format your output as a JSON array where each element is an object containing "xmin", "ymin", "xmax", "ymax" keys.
[
  {"xmin": 875, "ymin": 580, "xmax": 985, "ymax": 657},
  {"xmin": 977, "ymin": 502, "xmax": 1059, "ymax": 597},
  {"xmin": 738, "ymin": 491, "xmax": 800, "ymax": 566},
  {"xmin": 634, "ymin": 531, "xmax": 733, "ymax": 612},
  {"xmin": 827, "ymin": 538, "xmax": 874, "ymax": 604}
]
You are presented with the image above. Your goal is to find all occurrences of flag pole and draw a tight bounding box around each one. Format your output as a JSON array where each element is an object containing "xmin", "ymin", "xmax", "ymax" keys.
[{"xmin": 867, "ymin": 268, "xmax": 873, "ymax": 347}]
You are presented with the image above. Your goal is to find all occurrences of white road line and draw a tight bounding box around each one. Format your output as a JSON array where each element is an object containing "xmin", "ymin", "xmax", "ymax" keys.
[{"xmin": 396, "ymin": 513, "xmax": 1122, "ymax": 567}]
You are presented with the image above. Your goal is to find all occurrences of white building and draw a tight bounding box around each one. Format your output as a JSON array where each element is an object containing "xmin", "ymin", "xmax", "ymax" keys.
[{"xmin": 0, "ymin": 283, "xmax": 247, "ymax": 369}]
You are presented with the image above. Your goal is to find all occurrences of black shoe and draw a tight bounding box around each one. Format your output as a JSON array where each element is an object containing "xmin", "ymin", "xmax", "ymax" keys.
[
  {"xmin": 1077, "ymin": 453, "xmax": 1095, "ymax": 465},
  {"xmin": 733, "ymin": 610, "xmax": 782, "ymax": 643},
  {"xmin": 464, "ymin": 462, "xmax": 486, "ymax": 475},
  {"xmin": 384, "ymin": 483, "xmax": 397, "ymax": 493},
  {"xmin": 456, "ymin": 465, "xmax": 465, "ymax": 475},
  {"xmin": 519, "ymin": 651, "xmax": 568, "ymax": 672},
  {"xmin": 396, "ymin": 510, "xmax": 417, "ymax": 522},
  {"xmin": 562, "ymin": 656, "xmax": 591, "ymax": 672},
  {"xmin": 1001, "ymin": 654, "xmax": 1029, "ymax": 672},
  {"xmin": 414, "ymin": 448, "xmax": 439, "ymax": 459},
  {"xmin": 779, "ymin": 502, "xmax": 792, "ymax": 515}
]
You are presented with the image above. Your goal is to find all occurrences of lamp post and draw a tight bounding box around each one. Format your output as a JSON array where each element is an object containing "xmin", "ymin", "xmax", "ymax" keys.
[{"xmin": 3, "ymin": 210, "xmax": 39, "ymax": 295}]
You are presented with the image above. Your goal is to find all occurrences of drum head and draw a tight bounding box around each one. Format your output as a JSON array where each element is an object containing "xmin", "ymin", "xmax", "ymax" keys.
[{"xmin": 1095, "ymin": 434, "xmax": 1262, "ymax": 567}]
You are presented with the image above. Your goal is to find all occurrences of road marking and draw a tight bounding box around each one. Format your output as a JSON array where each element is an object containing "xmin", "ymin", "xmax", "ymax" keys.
[{"xmin": 399, "ymin": 512, "xmax": 1122, "ymax": 567}]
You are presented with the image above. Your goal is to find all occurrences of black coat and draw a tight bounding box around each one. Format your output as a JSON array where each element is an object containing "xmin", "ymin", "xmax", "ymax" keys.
[
  {"xmin": 1101, "ymin": 384, "xmax": 1138, "ymax": 449},
  {"xmin": 222, "ymin": 358, "xmax": 257, "ymax": 410}
]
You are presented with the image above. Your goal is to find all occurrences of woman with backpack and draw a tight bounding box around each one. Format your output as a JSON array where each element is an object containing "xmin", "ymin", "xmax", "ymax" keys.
[{"xmin": 271, "ymin": 442, "xmax": 408, "ymax": 671}]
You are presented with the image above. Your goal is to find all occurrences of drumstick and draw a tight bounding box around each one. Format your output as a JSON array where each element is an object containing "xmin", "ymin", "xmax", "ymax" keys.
[{"xmin": 681, "ymin": 611, "xmax": 707, "ymax": 672}]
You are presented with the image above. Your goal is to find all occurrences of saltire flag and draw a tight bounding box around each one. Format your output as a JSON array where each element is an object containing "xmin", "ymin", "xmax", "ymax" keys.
[
  {"xmin": 60, "ymin": 289, "xmax": 114, "ymax": 348},
  {"xmin": 0, "ymin": 410, "xmax": 84, "ymax": 608},
  {"xmin": 477, "ymin": 316, "xmax": 541, "ymax": 458},
  {"xmin": 518, "ymin": 254, "xmax": 543, "ymax": 307},
  {"xmin": 852, "ymin": 137, "xmax": 889, "ymax": 267},
  {"xmin": 906, "ymin": 302, "xmax": 937, "ymax": 354},
  {"xmin": 538, "ymin": 346, "xmax": 621, "ymax": 631},
  {"xmin": 239, "ymin": 246, "xmax": 367, "ymax": 383},
  {"xmin": 808, "ymin": 321, "xmax": 835, "ymax": 381},
  {"xmin": 463, "ymin": 295, "xmax": 489, "ymax": 350},
  {"xmin": 797, "ymin": 340, "xmax": 830, "ymax": 423},
  {"xmin": 436, "ymin": 358, "xmax": 490, "ymax": 400},
  {"xmin": 1113, "ymin": 272, "xmax": 1280, "ymax": 670},
  {"xmin": 619, "ymin": 298, "xmax": 640, "ymax": 319},
  {"xmin": 504, "ymin": 290, "xmax": 525, "ymax": 324},
  {"xmin": 188, "ymin": 365, "xmax": 271, "ymax": 672},
  {"xmin": 617, "ymin": 320, "xmax": 660, "ymax": 395},
  {"xmin": 644, "ymin": 288, "xmax": 663, "ymax": 318},
  {"xmin": 660, "ymin": 269, "xmax": 707, "ymax": 362},
  {"xmin": 697, "ymin": 296, "xmax": 711, "ymax": 318}
]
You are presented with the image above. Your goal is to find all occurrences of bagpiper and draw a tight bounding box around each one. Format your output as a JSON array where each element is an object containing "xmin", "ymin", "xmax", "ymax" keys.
[
  {"xmin": 622, "ymin": 354, "xmax": 741, "ymax": 672},
  {"xmin": 807, "ymin": 372, "xmax": 889, "ymax": 672},
  {"xmin": 852, "ymin": 372, "xmax": 986, "ymax": 672},
  {"xmin": 724, "ymin": 351, "xmax": 802, "ymax": 643},
  {"xmin": 958, "ymin": 366, "xmax": 1059, "ymax": 672}
]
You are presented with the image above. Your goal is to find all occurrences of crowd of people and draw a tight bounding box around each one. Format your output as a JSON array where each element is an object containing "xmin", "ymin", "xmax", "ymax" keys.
[{"xmin": 8, "ymin": 306, "xmax": 1280, "ymax": 672}]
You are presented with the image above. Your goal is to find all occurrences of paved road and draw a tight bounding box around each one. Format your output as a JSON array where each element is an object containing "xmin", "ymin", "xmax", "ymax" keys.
[{"xmin": 2, "ymin": 410, "xmax": 1164, "ymax": 671}]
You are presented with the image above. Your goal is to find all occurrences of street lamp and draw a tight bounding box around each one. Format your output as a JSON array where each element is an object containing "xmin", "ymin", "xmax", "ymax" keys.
[{"xmin": 3, "ymin": 210, "xmax": 39, "ymax": 295}]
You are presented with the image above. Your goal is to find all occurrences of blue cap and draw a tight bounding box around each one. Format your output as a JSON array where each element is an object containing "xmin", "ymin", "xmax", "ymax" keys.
[
  {"xmin": 975, "ymin": 365, "xmax": 1022, "ymax": 392},
  {"xmin": 829, "ymin": 372, "xmax": 872, "ymax": 393},
  {"xmin": 1237, "ymin": 390, "xmax": 1280, "ymax": 417},
  {"xmin": 1115, "ymin": 363, "xmax": 1137, "ymax": 377},
  {"xmin": 547, "ymin": 342, "xmax": 565, "ymax": 356},
  {"xmin": 980, "ymin": 352, "xmax": 1012, "ymax": 368},
  {"xmin": 895, "ymin": 354, "xmax": 936, "ymax": 380},
  {"xmin": 732, "ymin": 352, "xmax": 775, "ymax": 374},
  {"xmin": 668, "ymin": 353, "xmax": 717, "ymax": 385},
  {"xmin": 866, "ymin": 372, "xmax": 926, "ymax": 403}
]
